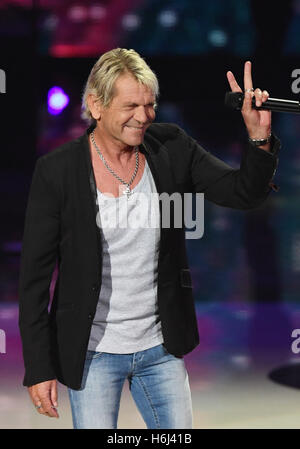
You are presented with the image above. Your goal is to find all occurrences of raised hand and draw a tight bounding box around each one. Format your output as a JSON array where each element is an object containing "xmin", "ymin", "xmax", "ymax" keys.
[{"xmin": 226, "ymin": 61, "xmax": 271, "ymax": 142}]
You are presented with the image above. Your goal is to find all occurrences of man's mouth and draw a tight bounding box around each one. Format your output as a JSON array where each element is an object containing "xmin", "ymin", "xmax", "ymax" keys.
[{"xmin": 125, "ymin": 125, "xmax": 144, "ymax": 129}]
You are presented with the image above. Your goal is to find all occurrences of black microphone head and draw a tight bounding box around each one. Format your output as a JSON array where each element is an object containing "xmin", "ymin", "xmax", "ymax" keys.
[{"xmin": 224, "ymin": 92, "xmax": 244, "ymax": 110}]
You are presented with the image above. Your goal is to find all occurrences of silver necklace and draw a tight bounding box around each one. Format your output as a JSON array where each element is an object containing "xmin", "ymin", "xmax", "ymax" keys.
[{"xmin": 90, "ymin": 130, "xmax": 139, "ymax": 199}]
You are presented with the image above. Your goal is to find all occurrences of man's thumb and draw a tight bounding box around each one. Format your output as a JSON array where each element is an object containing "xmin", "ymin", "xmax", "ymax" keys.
[{"xmin": 50, "ymin": 381, "xmax": 58, "ymax": 407}]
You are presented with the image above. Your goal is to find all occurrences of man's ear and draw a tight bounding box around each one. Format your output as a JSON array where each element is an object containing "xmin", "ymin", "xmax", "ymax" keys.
[{"xmin": 87, "ymin": 94, "xmax": 102, "ymax": 120}]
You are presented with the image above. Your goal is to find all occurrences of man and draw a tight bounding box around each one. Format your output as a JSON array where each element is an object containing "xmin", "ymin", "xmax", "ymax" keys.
[{"xmin": 18, "ymin": 48, "xmax": 280, "ymax": 429}]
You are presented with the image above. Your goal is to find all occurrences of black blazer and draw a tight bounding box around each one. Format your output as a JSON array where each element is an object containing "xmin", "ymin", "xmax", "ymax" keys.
[{"xmin": 18, "ymin": 122, "xmax": 280, "ymax": 389}]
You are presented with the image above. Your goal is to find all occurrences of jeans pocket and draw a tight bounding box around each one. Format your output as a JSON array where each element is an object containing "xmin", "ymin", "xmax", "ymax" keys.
[{"xmin": 85, "ymin": 350, "xmax": 104, "ymax": 360}]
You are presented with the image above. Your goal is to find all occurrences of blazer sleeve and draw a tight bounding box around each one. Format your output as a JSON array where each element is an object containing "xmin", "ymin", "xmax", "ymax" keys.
[
  {"xmin": 18, "ymin": 157, "xmax": 60, "ymax": 386},
  {"xmin": 178, "ymin": 126, "xmax": 280, "ymax": 209}
]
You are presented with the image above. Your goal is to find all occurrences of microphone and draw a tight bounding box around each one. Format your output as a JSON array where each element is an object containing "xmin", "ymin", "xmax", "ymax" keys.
[{"xmin": 225, "ymin": 91, "xmax": 300, "ymax": 114}]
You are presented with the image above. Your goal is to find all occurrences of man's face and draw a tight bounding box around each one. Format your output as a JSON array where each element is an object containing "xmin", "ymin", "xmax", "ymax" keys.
[{"xmin": 97, "ymin": 72, "xmax": 156, "ymax": 149}]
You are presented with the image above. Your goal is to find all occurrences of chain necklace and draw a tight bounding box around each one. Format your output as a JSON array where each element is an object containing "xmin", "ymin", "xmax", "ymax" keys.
[{"xmin": 90, "ymin": 130, "xmax": 139, "ymax": 199}]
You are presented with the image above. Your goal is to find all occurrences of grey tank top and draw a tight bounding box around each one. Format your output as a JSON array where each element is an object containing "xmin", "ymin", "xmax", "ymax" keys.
[{"xmin": 88, "ymin": 158, "xmax": 164, "ymax": 353}]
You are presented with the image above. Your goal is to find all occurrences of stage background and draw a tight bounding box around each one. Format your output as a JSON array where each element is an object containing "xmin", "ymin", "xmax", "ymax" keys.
[{"xmin": 1, "ymin": 0, "xmax": 300, "ymax": 429}]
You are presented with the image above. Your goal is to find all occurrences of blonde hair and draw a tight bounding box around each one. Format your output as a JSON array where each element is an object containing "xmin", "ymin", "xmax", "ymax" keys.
[{"xmin": 81, "ymin": 48, "xmax": 159, "ymax": 124}]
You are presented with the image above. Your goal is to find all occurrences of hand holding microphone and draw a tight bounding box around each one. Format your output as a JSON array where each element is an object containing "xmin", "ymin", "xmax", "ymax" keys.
[
  {"xmin": 225, "ymin": 91, "xmax": 300, "ymax": 114},
  {"xmin": 226, "ymin": 61, "xmax": 272, "ymax": 149}
]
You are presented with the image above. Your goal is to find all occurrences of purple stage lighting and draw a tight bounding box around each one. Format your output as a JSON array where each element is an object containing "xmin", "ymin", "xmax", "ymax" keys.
[{"xmin": 48, "ymin": 86, "xmax": 69, "ymax": 115}]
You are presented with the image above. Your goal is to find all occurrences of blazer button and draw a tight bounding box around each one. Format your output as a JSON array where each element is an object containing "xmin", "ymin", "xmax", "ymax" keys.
[
  {"xmin": 88, "ymin": 313, "xmax": 93, "ymax": 320},
  {"xmin": 92, "ymin": 284, "xmax": 98, "ymax": 292}
]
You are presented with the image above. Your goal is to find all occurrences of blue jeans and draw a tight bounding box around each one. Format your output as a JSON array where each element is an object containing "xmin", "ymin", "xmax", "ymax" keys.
[{"xmin": 68, "ymin": 343, "xmax": 193, "ymax": 429}]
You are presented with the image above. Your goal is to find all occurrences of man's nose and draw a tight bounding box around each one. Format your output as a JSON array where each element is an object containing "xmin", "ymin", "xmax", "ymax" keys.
[{"xmin": 134, "ymin": 106, "xmax": 149, "ymax": 124}]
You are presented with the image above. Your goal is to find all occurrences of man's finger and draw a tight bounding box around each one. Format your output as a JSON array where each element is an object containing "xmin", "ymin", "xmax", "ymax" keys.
[
  {"xmin": 244, "ymin": 61, "xmax": 253, "ymax": 91},
  {"xmin": 40, "ymin": 396, "xmax": 59, "ymax": 418},
  {"xmin": 50, "ymin": 381, "xmax": 58, "ymax": 408},
  {"xmin": 254, "ymin": 88, "xmax": 262, "ymax": 107},
  {"xmin": 262, "ymin": 90, "xmax": 269, "ymax": 102},
  {"xmin": 30, "ymin": 392, "xmax": 41, "ymax": 406},
  {"xmin": 36, "ymin": 407, "xmax": 54, "ymax": 418},
  {"xmin": 242, "ymin": 90, "xmax": 254, "ymax": 114},
  {"xmin": 226, "ymin": 71, "xmax": 242, "ymax": 93},
  {"xmin": 34, "ymin": 400, "xmax": 42, "ymax": 412},
  {"xmin": 36, "ymin": 405, "xmax": 46, "ymax": 414}
]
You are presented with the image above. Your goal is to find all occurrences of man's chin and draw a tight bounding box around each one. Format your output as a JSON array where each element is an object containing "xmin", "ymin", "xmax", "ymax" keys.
[
  {"xmin": 122, "ymin": 126, "xmax": 150, "ymax": 147},
  {"xmin": 124, "ymin": 136, "xmax": 145, "ymax": 147}
]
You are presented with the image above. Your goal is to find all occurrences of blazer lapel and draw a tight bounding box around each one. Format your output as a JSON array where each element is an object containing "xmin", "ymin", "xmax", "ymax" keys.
[
  {"xmin": 141, "ymin": 134, "xmax": 174, "ymax": 258},
  {"xmin": 81, "ymin": 124, "xmax": 103, "ymax": 272}
]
